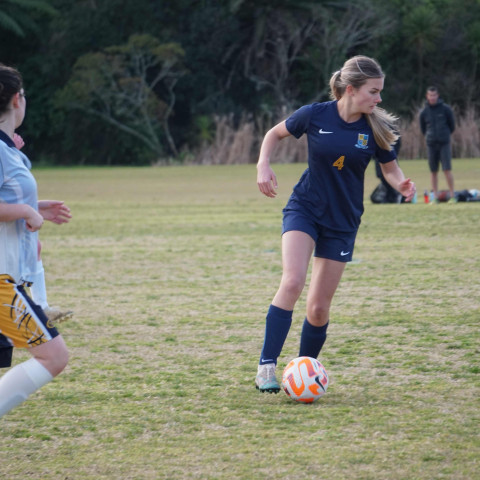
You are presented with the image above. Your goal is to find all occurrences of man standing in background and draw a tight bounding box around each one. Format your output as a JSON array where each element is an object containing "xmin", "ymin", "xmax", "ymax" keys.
[{"xmin": 420, "ymin": 86, "xmax": 456, "ymax": 203}]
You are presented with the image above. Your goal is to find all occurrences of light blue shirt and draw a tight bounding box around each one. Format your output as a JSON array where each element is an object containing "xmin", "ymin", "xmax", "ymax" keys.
[{"xmin": 0, "ymin": 130, "xmax": 39, "ymax": 283}]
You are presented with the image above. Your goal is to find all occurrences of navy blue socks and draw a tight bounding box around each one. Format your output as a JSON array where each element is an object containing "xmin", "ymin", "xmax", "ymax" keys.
[
  {"xmin": 259, "ymin": 304, "xmax": 293, "ymax": 365},
  {"xmin": 299, "ymin": 318, "xmax": 329, "ymax": 358}
]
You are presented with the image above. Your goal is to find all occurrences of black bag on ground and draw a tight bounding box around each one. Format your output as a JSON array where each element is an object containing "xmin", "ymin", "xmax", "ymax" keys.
[
  {"xmin": 370, "ymin": 183, "xmax": 387, "ymax": 204},
  {"xmin": 456, "ymin": 189, "xmax": 478, "ymax": 202}
]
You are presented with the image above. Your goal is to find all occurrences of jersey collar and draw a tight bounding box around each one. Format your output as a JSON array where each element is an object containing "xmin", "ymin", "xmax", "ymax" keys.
[{"xmin": 0, "ymin": 130, "xmax": 15, "ymax": 148}]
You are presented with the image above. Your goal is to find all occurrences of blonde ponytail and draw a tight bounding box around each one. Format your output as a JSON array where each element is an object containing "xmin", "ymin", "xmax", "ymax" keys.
[{"xmin": 365, "ymin": 107, "xmax": 399, "ymax": 151}]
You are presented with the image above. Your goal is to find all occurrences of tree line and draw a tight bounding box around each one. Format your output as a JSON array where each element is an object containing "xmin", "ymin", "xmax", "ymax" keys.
[{"xmin": 1, "ymin": 0, "xmax": 479, "ymax": 165}]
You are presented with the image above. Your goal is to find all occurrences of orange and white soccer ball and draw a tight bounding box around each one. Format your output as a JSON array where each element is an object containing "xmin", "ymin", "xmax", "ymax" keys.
[{"xmin": 282, "ymin": 356, "xmax": 329, "ymax": 403}]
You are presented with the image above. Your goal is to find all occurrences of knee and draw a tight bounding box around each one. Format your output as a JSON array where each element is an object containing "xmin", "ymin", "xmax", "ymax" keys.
[
  {"xmin": 51, "ymin": 345, "xmax": 69, "ymax": 377},
  {"xmin": 33, "ymin": 338, "xmax": 69, "ymax": 377},
  {"xmin": 307, "ymin": 302, "xmax": 330, "ymax": 326},
  {"xmin": 44, "ymin": 347, "xmax": 68, "ymax": 378},
  {"xmin": 280, "ymin": 273, "xmax": 305, "ymax": 299}
]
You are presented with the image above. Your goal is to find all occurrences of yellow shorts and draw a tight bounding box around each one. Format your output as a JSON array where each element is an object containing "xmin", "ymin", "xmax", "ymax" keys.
[{"xmin": 0, "ymin": 274, "xmax": 58, "ymax": 367}]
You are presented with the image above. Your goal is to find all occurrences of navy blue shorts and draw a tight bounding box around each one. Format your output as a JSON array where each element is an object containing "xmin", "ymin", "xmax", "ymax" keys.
[{"xmin": 282, "ymin": 209, "xmax": 357, "ymax": 262}]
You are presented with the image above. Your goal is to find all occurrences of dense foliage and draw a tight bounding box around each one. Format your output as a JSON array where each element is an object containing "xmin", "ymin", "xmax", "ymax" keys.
[{"xmin": 1, "ymin": 0, "xmax": 479, "ymax": 165}]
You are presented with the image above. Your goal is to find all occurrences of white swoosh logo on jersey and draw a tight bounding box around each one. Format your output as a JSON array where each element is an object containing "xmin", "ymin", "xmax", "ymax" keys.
[
  {"xmin": 319, "ymin": 129, "xmax": 333, "ymax": 134},
  {"xmin": 340, "ymin": 251, "xmax": 350, "ymax": 256}
]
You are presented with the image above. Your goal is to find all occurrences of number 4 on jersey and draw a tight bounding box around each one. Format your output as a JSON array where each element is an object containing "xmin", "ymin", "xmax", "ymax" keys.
[{"xmin": 333, "ymin": 156, "xmax": 345, "ymax": 171}]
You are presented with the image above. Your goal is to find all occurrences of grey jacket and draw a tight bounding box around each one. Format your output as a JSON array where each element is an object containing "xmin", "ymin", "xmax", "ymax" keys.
[{"xmin": 419, "ymin": 99, "xmax": 455, "ymax": 145}]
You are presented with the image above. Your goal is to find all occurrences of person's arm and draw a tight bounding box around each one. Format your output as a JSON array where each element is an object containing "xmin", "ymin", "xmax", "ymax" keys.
[
  {"xmin": 256, "ymin": 121, "xmax": 291, "ymax": 198},
  {"xmin": 0, "ymin": 202, "xmax": 44, "ymax": 231},
  {"xmin": 446, "ymin": 105, "xmax": 455, "ymax": 134},
  {"xmin": 380, "ymin": 160, "xmax": 416, "ymax": 202},
  {"xmin": 419, "ymin": 110, "xmax": 426, "ymax": 135}
]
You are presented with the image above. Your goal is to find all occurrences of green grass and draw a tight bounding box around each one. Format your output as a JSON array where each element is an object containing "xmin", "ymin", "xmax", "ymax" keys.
[{"xmin": 1, "ymin": 159, "xmax": 479, "ymax": 479}]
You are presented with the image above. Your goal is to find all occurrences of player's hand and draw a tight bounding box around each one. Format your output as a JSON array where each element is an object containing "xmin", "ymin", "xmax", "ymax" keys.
[
  {"xmin": 38, "ymin": 200, "xmax": 72, "ymax": 224},
  {"xmin": 25, "ymin": 209, "xmax": 44, "ymax": 232},
  {"xmin": 257, "ymin": 163, "xmax": 278, "ymax": 198},
  {"xmin": 13, "ymin": 133, "xmax": 25, "ymax": 150},
  {"xmin": 399, "ymin": 178, "xmax": 416, "ymax": 202}
]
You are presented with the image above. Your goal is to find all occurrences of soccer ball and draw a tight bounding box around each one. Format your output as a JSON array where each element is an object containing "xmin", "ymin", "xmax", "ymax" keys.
[{"xmin": 282, "ymin": 356, "xmax": 329, "ymax": 403}]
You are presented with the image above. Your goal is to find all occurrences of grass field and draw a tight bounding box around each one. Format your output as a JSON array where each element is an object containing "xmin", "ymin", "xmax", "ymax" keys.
[{"xmin": 1, "ymin": 159, "xmax": 479, "ymax": 479}]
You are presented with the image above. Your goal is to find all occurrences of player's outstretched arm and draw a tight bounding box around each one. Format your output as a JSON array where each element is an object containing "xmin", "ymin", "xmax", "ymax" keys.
[
  {"xmin": 380, "ymin": 160, "xmax": 416, "ymax": 202},
  {"xmin": 257, "ymin": 121, "xmax": 291, "ymax": 198}
]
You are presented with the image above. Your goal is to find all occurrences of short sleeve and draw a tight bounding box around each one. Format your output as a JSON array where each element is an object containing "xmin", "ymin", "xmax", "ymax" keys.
[
  {"xmin": 375, "ymin": 145, "xmax": 397, "ymax": 164},
  {"xmin": 285, "ymin": 104, "xmax": 313, "ymax": 139}
]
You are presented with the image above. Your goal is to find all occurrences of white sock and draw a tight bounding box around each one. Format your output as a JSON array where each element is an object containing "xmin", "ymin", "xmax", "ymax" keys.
[
  {"xmin": 30, "ymin": 260, "xmax": 49, "ymax": 309},
  {"xmin": 0, "ymin": 358, "xmax": 53, "ymax": 418}
]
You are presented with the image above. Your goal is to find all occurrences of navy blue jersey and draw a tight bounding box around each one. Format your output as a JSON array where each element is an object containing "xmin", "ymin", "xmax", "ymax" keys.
[{"xmin": 285, "ymin": 101, "xmax": 396, "ymax": 232}]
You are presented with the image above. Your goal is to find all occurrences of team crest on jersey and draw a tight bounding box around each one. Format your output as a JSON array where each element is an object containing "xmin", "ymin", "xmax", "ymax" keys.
[{"xmin": 355, "ymin": 133, "xmax": 369, "ymax": 149}]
